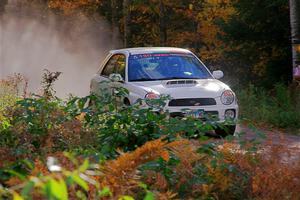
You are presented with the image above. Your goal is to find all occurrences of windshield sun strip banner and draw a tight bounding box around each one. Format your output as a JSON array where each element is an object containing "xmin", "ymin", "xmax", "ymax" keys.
[{"xmin": 129, "ymin": 53, "xmax": 194, "ymax": 59}]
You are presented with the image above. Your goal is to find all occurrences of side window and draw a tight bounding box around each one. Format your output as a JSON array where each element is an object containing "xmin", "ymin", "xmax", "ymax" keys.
[
  {"xmin": 115, "ymin": 55, "xmax": 126, "ymax": 79},
  {"xmin": 101, "ymin": 54, "xmax": 126, "ymax": 78},
  {"xmin": 101, "ymin": 55, "xmax": 119, "ymax": 77}
]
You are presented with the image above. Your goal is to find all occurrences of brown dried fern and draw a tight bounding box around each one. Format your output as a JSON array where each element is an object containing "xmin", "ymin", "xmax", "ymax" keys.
[{"xmin": 99, "ymin": 138, "xmax": 187, "ymax": 197}]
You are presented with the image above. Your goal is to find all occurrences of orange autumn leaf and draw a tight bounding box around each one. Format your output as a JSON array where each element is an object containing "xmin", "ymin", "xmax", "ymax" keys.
[{"xmin": 160, "ymin": 150, "xmax": 170, "ymax": 162}]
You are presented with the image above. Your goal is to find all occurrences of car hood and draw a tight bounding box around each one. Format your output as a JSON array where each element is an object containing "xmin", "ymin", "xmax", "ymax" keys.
[{"xmin": 128, "ymin": 79, "xmax": 231, "ymax": 98}]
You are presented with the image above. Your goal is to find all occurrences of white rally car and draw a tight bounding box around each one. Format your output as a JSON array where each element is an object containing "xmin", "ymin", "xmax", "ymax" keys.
[{"xmin": 90, "ymin": 47, "xmax": 238, "ymax": 135}]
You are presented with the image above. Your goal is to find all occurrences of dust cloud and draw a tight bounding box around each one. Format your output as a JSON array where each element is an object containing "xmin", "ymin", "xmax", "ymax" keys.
[{"xmin": 0, "ymin": 0, "xmax": 120, "ymax": 97}]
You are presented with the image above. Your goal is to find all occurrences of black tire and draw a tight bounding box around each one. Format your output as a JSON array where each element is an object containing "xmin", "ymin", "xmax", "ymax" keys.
[
  {"xmin": 124, "ymin": 98, "xmax": 131, "ymax": 106},
  {"xmin": 215, "ymin": 125, "xmax": 236, "ymax": 137}
]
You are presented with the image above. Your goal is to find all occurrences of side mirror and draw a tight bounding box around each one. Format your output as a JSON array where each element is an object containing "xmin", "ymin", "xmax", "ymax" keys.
[
  {"xmin": 109, "ymin": 73, "xmax": 124, "ymax": 82},
  {"xmin": 212, "ymin": 70, "xmax": 224, "ymax": 79}
]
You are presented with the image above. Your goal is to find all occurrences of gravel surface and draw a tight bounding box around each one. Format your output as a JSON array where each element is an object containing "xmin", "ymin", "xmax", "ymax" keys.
[{"xmin": 235, "ymin": 124, "xmax": 300, "ymax": 163}]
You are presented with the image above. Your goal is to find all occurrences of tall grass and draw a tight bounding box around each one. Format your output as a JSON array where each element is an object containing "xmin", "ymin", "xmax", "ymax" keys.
[{"xmin": 238, "ymin": 84, "xmax": 300, "ymax": 129}]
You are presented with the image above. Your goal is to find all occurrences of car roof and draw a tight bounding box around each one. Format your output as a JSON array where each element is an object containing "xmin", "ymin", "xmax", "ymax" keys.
[{"xmin": 109, "ymin": 47, "xmax": 192, "ymax": 55}]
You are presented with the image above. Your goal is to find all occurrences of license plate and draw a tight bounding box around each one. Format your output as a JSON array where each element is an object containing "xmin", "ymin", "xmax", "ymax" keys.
[{"xmin": 189, "ymin": 109, "xmax": 205, "ymax": 118}]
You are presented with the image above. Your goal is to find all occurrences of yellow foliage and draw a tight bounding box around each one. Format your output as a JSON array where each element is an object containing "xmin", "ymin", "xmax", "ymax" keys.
[
  {"xmin": 197, "ymin": 0, "xmax": 235, "ymax": 62},
  {"xmin": 76, "ymin": 112, "xmax": 86, "ymax": 121},
  {"xmin": 48, "ymin": 0, "xmax": 100, "ymax": 15}
]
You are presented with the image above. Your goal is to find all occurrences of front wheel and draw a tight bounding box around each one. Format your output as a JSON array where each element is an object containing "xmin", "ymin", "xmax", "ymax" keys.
[{"xmin": 215, "ymin": 125, "xmax": 236, "ymax": 137}]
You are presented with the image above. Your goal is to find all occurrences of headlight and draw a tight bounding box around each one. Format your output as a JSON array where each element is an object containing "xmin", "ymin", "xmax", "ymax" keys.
[
  {"xmin": 221, "ymin": 90, "xmax": 234, "ymax": 105},
  {"xmin": 145, "ymin": 92, "xmax": 159, "ymax": 99},
  {"xmin": 145, "ymin": 92, "xmax": 160, "ymax": 106}
]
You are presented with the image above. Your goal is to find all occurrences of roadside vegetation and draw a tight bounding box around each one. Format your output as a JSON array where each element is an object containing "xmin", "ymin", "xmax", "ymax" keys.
[
  {"xmin": 1, "ymin": 73, "xmax": 300, "ymax": 200},
  {"xmin": 238, "ymin": 84, "xmax": 300, "ymax": 131},
  {"xmin": 1, "ymin": 0, "xmax": 300, "ymax": 199}
]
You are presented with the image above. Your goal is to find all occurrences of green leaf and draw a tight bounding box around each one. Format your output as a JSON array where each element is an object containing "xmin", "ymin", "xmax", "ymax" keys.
[
  {"xmin": 144, "ymin": 191, "xmax": 155, "ymax": 200},
  {"xmin": 98, "ymin": 187, "xmax": 112, "ymax": 198},
  {"xmin": 22, "ymin": 159, "xmax": 35, "ymax": 170},
  {"xmin": 138, "ymin": 182, "xmax": 148, "ymax": 190},
  {"xmin": 71, "ymin": 174, "xmax": 89, "ymax": 191},
  {"xmin": 79, "ymin": 160, "xmax": 89, "ymax": 172},
  {"xmin": 5, "ymin": 170, "xmax": 26, "ymax": 181},
  {"xmin": 76, "ymin": 190, "xmax": 87, "ymax": 200},
  {"xmin": 21, "ymin": 180, "xmax": 35, "ymax": 197},
  {"xmin": 118, "ymin": 196, "xmax": 135, "ymax": 200},
  {"xmin": 58, "ymin": 179, "xmax": 68, "ymax": 200},
  {"xmin": 47, "ymin": 178, "xmax": 68, "ymax": 200},
  {"xmin": 13, "ymin": 192, "xmax": 24, "ymax": 200},
  {"xmin": 199, "ymin": 135, "xmax": 209, "ymax": 142},
  {"xmin": 63, "ymin": 152, "xmax": 78, "ymax": 166}
]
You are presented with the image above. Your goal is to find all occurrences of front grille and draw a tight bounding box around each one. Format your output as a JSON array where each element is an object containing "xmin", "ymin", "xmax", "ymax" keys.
[{"xmin": 169, "ymin": 98, "xmax": 216, "ymax": 107}]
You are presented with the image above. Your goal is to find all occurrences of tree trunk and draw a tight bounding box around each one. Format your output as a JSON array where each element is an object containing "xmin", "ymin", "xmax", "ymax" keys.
[
  {"xmin": 159, "ymin": 0, "xmax": 167, "ymax": 46},
  {"xmin": 0, "ymin": 0, "xmax": 8, "ymax": 15},
  {"xmin": 111, "ymin": 0, "xmax": 118, "ymax": 48},
  {"xmin": 0, "ymin": 0, "xmax": 7, "ymax": 74},
  {"xmin": 123, "ymin": 0, "xmax": 131, "ymax": 47},
  {"xmin": 289, "ymin": 0, "xmax": 300, "ymax": 80}
]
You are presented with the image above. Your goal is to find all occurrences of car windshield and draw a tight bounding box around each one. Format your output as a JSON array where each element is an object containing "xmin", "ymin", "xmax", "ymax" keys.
[{"xmin": 128, "ymin": 53, "xmax": 212, "ymax": 82}]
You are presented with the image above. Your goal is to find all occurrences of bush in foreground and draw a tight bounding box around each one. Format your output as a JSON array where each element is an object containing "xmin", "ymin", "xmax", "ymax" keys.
[{"xmin": 2, "ymin": 74, "xmax": 300, "ymax": 199}]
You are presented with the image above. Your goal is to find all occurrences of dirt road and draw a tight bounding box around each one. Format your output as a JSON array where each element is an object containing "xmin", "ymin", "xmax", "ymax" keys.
[
  {"xmin": 236, "ymin": 124, "xmax": 300, "ymax": 148},
  {"xmin": 235, "ymin": 124, "xmax": 300, "ymax": 163}
]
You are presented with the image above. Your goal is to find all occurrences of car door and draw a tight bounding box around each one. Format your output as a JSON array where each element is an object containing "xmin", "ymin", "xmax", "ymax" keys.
[{"xmin": 91, "ymin": 54, "xmax": 126, "ymax": 96}]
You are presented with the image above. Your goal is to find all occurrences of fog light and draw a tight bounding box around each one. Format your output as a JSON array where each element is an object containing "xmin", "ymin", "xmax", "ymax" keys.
[{"xmin": 225, "ymin": 109, "xmax": 235, "ymax": 119}]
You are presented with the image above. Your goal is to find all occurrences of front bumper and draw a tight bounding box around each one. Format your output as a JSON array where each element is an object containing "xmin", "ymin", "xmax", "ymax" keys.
[{"xmin": 164, "ymin": 104, "xmax": 239, "ymax": 122}]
